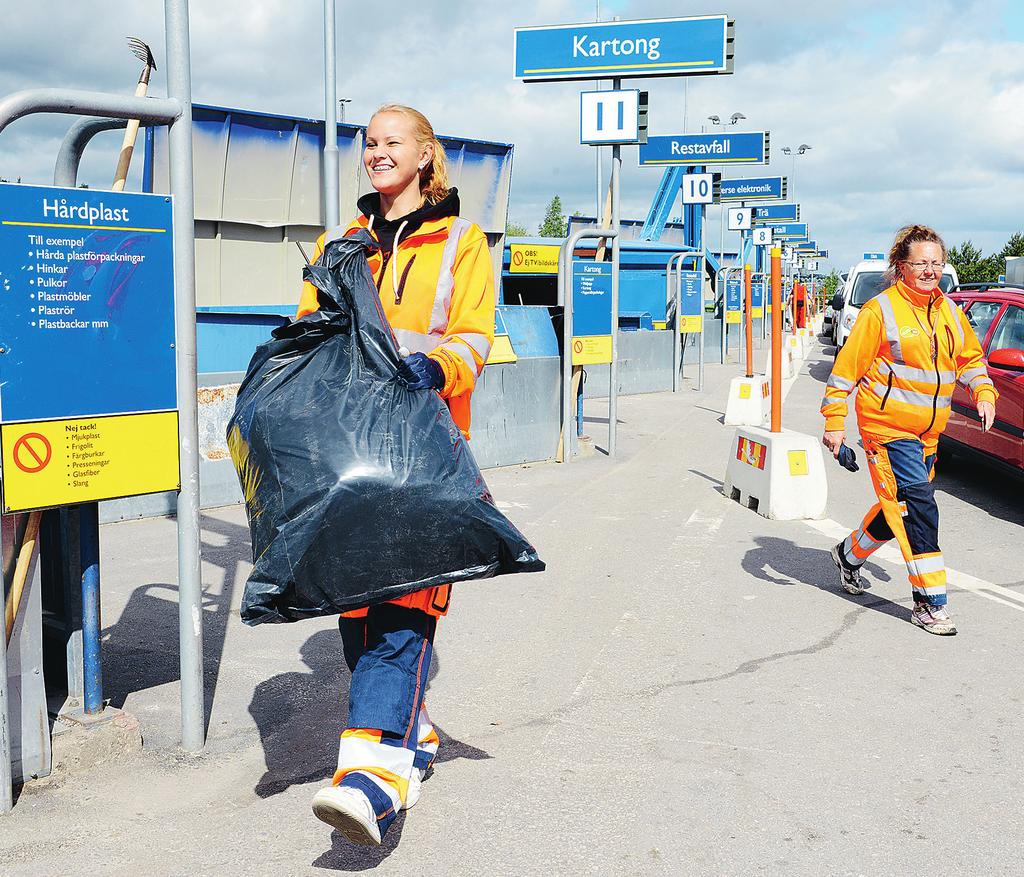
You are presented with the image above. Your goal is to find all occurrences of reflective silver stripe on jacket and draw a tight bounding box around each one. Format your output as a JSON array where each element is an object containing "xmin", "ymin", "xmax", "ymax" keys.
[
  {"xmin": 393, "ymin": 327, "xmax": 440, "ymax": 355},
  {"xmin": 872, "ymin": 383, "xmax": 952, "ymax": 409},
  {"xmin": 957, "ymin": 365, "xmax": 993, "ymax": 393},
  {"xmin": 428, "ymin": 217, "xmax": 472, "ymax": 336},
  {"xmin": 888, "ymin": 362, "xmax": 956, "ymax": 385},
  {"xmin": 876, "ymin": 293, "xmax": 904, "ymax": 363},
  {"xmin": 455, "ymin": 331, "xmax": 492, "ymax": 362},
  {"xmin": 907, "ymin": 554, "xmax": 945, "ymax": 577},
  {"xmin": 826, "ymin": 373, "xmax": 856, "ymax": 392},
  {"xmin": 967, "ymin": 375, "xmax": 994, "ymax": 393}
]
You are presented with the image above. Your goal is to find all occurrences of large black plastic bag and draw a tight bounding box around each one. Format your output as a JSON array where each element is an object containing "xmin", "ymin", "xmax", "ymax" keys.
[{"xmin": 227, "ymin": 231, "xmax": 544, "ymax": 625}]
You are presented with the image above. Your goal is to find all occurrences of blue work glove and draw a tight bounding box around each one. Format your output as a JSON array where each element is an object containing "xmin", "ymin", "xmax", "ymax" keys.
[
  {"xmin": 396, "ymin": 352, "xmax": 445, "ymax": 391},
  {"xmin": 837, "ymin": 443, "xmax": 859, "ymax": 473}
]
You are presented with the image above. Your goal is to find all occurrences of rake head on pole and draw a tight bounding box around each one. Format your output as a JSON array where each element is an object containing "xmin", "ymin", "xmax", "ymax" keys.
[{"xmin": 127, "ymin": 36, "xmax": 157, "ymax": 74}]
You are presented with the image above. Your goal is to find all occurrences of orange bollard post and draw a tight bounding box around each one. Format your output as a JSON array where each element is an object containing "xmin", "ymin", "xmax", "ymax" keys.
[
  {"xmin": 744, "ymin": 263, "xmax": 753, "ymax": 378},
  {"xmin": 770, "ymin": 247, "xmax": 782, "ymax": 433}
]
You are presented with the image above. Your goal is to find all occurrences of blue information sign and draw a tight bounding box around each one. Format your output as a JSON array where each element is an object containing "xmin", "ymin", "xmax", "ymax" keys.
[
  {"xmin": 864, "ymin": 252, "xmax": 885, "ymax": 261},
  {"xmin": 726, "ymin": 277, "xmax": 742, "ymax": 318},
  {"xmin": 817, "ymin": 249, "xmax": 830, "ymax": 259},
  {"xmin": 0, "ymin": 183, "xmax": 176, "ymax": 423},
  {"xmin": 639, "ymin": 132, "xmax": 768, "ymax": 167},
  {"xmin": 719, "ymin": 176, "xmax": 785, "ymax": 202},
  {"xmin": 766, "ymin": 222, "xmax": 808, "ymax": 240},
  {"xmin": 796, "ymin": 240, "xmax": 818, "ymax": 251},
  {"xmin": 514, "ymin": 15, "xmax": 731, "ymax": 82},
  {"xmin": 751, "ymin": 281, "xmax": 765, "ymax": 311},
  {"xmin": 678, "ymin": 270, "xmax": 702, "ymax": 332},
  {"xmin": 572, "ymin": 262, "xmax": 612, "ymax": 337},
  {"xmin": 753, "ymin": 203, "xmax": 799, "ymax": 223}
]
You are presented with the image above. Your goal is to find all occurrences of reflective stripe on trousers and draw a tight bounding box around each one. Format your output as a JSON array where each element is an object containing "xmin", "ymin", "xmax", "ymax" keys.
[
  {"xmin": 841, "ymin": 437, "xmax": 947, "ymax": 606},
  {"xmin": 334, "ymin": 604, "xmax": 440, "ymax": 837}
]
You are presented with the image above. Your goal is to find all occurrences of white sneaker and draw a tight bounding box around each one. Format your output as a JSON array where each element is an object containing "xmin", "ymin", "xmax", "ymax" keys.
[
  {"xmin": 911, "ymin": 602, "xmax": 957, "ymax": 636},
  {"xmin": 311, "ymin": 785, "xmax": 382, "ymax": 846},
  {"xmin": 402, "ymin": 768, "xmax": 426, "ymax": 811}
]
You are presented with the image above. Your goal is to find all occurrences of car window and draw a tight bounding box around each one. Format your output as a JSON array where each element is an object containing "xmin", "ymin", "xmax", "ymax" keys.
[
  {"xmin": 988, "ymin": 305, "xmax": 1024, "ymax": 353},
  {"xmin": 849, "ymin": 271, "xmax": 888, "ymax": 306},
  {"xmin": 965, "ymin": 300, "xmax": 1003, "ymax": 347},
  {"xmin": 939, "ymin": 275, "xmax": 956, "ymax": 293}
]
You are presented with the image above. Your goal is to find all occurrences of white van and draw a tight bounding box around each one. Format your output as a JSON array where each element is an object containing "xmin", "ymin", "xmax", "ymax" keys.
[{"xmin": 832, "ymin": 259, "xmax": 960, "ymax": 350}]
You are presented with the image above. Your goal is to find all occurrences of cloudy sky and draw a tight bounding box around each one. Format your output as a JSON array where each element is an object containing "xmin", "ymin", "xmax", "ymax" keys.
[{"xmin": 1, "ymin": 1, "xmax": 1023, "ymax": 271}]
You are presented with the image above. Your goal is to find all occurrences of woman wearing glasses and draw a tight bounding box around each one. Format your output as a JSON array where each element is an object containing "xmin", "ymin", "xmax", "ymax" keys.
[{"xmin": 820, "ymin": 225, "xmax": 997, "ymax": 635}]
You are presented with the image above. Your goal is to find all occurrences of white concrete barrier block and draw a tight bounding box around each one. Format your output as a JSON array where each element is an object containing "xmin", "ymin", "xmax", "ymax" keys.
[
  {"xmin": 724, "ymin": 426, "xmax": 828, "ymax": 520},
  {"xmin": 785, "ymin": 333, "xmax": 806, "ymax": 362},
  {"xmin": 764, "ymin": 343, "xmax": 798, "ymax": 378},
  {"xmin": 724, "ymin": 375, "xmax": 771, "ymax": 426}
]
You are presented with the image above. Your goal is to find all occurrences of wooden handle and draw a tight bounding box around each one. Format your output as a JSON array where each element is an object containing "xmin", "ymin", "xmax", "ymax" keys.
[
  {"xmin": 111, "ymin": 78, "xmax": 150, "ymax": 191},
  {"xmin": 6, "ymin": 512, "xmax": 41, "ymax": 643}
]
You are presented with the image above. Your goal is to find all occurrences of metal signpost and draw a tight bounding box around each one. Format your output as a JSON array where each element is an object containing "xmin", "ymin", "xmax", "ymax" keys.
[
  {"xmin": 0, "ymin": 0, "xmax": 204, "ymax": 811},
  {"xmin": 676, "ymin": 260, "xmax": 706, "ymax": 390},
  {"xmin": 557, "ymin": 229, "xmax": 619, "ymax": 461}
]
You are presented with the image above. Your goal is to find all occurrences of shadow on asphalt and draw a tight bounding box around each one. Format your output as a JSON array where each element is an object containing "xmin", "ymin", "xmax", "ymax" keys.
[
  {"xmin": 742, "ymin": 535, "xmax": 908, "ymax": 623},
  {"xmin": 806, "ymin": 358, "xmax": 834, "ymax": 383},
  {"xmin": 934, "ymin": 451, "xmax": 1024, "ymax": 528},
  {"xmin": 101, "ymin": 511, "xmax": 250, "ymax": 737},
  {"xmin": 248, "ymin": 634, "xmax": 491, "ymax": 803}
]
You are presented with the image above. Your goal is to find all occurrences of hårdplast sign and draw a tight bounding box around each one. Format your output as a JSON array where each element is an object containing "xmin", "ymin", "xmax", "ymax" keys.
[{"xmin": 514, "ymin": 15, "xmax": 732, "ymax": 82}]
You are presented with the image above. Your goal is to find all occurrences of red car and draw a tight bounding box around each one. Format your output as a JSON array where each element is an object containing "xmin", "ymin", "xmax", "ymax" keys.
[{"xmin": 942, "ymin": 286, "xmax": 1024, "ymax": 474}]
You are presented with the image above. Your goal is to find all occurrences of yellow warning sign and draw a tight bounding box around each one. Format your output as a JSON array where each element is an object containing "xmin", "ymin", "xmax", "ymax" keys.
[
  {"xmin": 751, "ymin": 307, "xmax": 764, "ymax": 318},
  {"xmin": 1, "ymin": 411, "xmax": 179, "ymax": 513},
  {"xmin": 571, "ymin": 335, "xmax": 612, "ymax": 365},
  {"xmin": 509, "ymin": 244, "xmax": 560, "ymax": 274},
  {"xmin": 486, "ymin": 334, "xmax": 518, "ymax": 365},
  {"xmin": 726, "ymin": 312, "xmax": 742, "ymax": 324},
  {"xmin": 680, "ymin": 315, "xmax": 703, "ymax": 333},
  {"xmin": 738, "ymin": 384, "xmax": 751, "ymax": 399},
  {"xmin": 787, "ymin": 449, "xmax": 809, "ymax": 476}
]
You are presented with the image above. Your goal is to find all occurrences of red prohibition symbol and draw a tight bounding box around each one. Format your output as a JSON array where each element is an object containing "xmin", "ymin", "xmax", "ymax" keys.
[
  {"xmin": 573, "ymin": 339, "xmax": 584, "ymax": 354},
  {"xmin": 512, "ymin": 251, "xmax": 524, "ymax": 266},
  {"xmin": 13, "ymin": 433, "xmax": 52, "ymax": 474}
]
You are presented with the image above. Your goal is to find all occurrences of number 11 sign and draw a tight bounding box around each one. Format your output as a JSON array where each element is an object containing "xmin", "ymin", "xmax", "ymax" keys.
[{"xmin": 681, "ymin": 173, "xmax": 714, "ymax": 204}]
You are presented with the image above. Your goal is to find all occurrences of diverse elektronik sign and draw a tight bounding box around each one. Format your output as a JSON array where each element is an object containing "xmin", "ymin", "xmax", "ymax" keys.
[
  {"xmin": 719, "ymin": 176, "xmax": 786, "ymax": 202},
  {"xmin": 514, "ymin": 15, "xmax": 733, "ymax": 81},
  {"xmin": 639, "ymin": 132, "xmax": 769, "ymax": 166}
]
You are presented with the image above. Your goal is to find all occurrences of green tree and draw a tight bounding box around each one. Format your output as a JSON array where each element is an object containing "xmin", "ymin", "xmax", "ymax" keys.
[
  {"xmin": 505, "ymin": 221, "xmax": 529, "ymax": 237},
  {"xmin": 822, "ymin": 269, "xmax": 840, "ymax": 300},
  {"xmin": 537, "ymin": 195, "xmax": 566, "ymax": 238},
  {"xmin": 999, "ymin": 232, "xmax": 1024, "ymax": 259},
  {"xmin": 948, "ymin": 240, "xmax": 998, "ymax": 284}
]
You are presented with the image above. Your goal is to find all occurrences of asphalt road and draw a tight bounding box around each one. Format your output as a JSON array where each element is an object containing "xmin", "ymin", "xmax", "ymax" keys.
[{"xmin": 2, "ymin": 336, "xmax": 1021, "ymax": 876}]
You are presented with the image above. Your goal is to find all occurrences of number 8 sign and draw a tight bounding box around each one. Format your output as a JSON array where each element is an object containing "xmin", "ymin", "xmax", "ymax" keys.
[{"xmin": 681, "ymin": 173, "xmax": 714, "ymax": 205}]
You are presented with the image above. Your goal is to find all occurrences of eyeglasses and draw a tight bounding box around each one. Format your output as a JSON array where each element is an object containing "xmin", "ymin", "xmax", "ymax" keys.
[{"xmin": 901, "ymin": 260, "xmax": 946, "ymax": 272}]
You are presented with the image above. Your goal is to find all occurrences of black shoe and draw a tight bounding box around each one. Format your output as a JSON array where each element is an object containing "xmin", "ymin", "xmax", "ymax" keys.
[{"xmin": 831, "ymin": 543, "xmax": 867, "ymax": 595}]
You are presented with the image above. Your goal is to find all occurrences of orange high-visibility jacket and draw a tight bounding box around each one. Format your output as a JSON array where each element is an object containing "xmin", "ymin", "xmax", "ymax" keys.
[
  {"xmin": 821, "ymin": 280, "xmax": 997, "ymax": 447},
  {"xmin": 296, "ymin": 190, "xmax": 495, "ymax": 441}
]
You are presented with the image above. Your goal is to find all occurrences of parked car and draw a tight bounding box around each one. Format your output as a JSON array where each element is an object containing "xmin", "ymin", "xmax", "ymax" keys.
[
  {"xmin": 941, "ymin": 285, "xmax": 1024, "ymax": 475},
  {"xmin": 832, "ymin": 259, "xmax": 960, "ymax": 351},
  {"xmin": 828, "ymin": 270, "xmax": 851, "ymax": 346},
  {"xmin": 823, "ymin": 271, "xmax": 848, "ymax": 341}
]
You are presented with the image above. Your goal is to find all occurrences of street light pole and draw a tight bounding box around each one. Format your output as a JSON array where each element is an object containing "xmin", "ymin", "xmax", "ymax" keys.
[
  {"xmin": 708, "ymin": 113, "xmax": 746, "ymax": 269},
  {"xmin": 781, "ymin": 143, "xmax": 812, "ymax": 202}
]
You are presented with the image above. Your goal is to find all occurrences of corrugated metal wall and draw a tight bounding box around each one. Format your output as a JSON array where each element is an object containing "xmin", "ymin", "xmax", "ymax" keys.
[{"xmin": 147, "ymin": 104, "xmax": 513, "ymax": 307}]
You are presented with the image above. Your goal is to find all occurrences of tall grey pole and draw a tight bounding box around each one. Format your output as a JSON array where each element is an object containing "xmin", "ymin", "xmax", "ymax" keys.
[
  {"xmin": 166, "ymin": 0, "xmax": 205, "ymax": 752},
  {"xmin": 323, "ymin": 0, "xmax": 339, "ymax": 230},
  {"xmin": 0, "ymin": 570, "xmax": 11, "ymax": 811},
  {"xmin": 609, "ymin": 78, "xmax": 621, "ymax": 457}
]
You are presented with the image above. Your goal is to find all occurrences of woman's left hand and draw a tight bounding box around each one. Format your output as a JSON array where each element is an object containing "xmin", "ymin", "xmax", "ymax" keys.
[{"xmin": 977, "ymin": 400, "xmax": 995, "ymax": 432}]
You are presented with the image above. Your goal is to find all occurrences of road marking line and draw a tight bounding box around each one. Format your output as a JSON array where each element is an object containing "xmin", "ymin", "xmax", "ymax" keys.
[{"xmin": 805, "ymin": 518, "xmax": 1024, "ymax": 613}]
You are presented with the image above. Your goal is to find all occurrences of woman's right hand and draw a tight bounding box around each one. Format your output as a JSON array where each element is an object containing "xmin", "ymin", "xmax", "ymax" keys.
[{"xmin": 822, "ymin": 430, "xmax": 845, "ymax": 458}]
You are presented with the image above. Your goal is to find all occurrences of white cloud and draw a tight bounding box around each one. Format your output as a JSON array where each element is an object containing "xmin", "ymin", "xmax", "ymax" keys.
[{"xmin": 0, "ymin": 1, "xmax": 1022, "ymax": 270}]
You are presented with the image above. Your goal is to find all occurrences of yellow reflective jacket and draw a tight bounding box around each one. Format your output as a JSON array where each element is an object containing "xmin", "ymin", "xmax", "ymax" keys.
[
  {"xmin": 296, "ymin": 190, "xmax": 495, "ymax": 440},
  {"xmin": 821, "ymin": 280, "xmax": 997, "ymax": 447}
]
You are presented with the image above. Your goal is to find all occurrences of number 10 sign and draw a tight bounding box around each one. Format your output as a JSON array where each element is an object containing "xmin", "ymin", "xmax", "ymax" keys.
[{"xmin": 681, "ymin": 173, "xmax": 714, "ymax": 204}]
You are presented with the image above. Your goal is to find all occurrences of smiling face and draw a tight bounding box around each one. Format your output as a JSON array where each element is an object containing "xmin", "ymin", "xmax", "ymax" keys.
[
  {"xmin": 901, "ymin": 241, "xmax": 946, "ymax": 293},
  {"xmin": 363, "ymin": 111, "xmax": 432, "ymax": 200}
]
